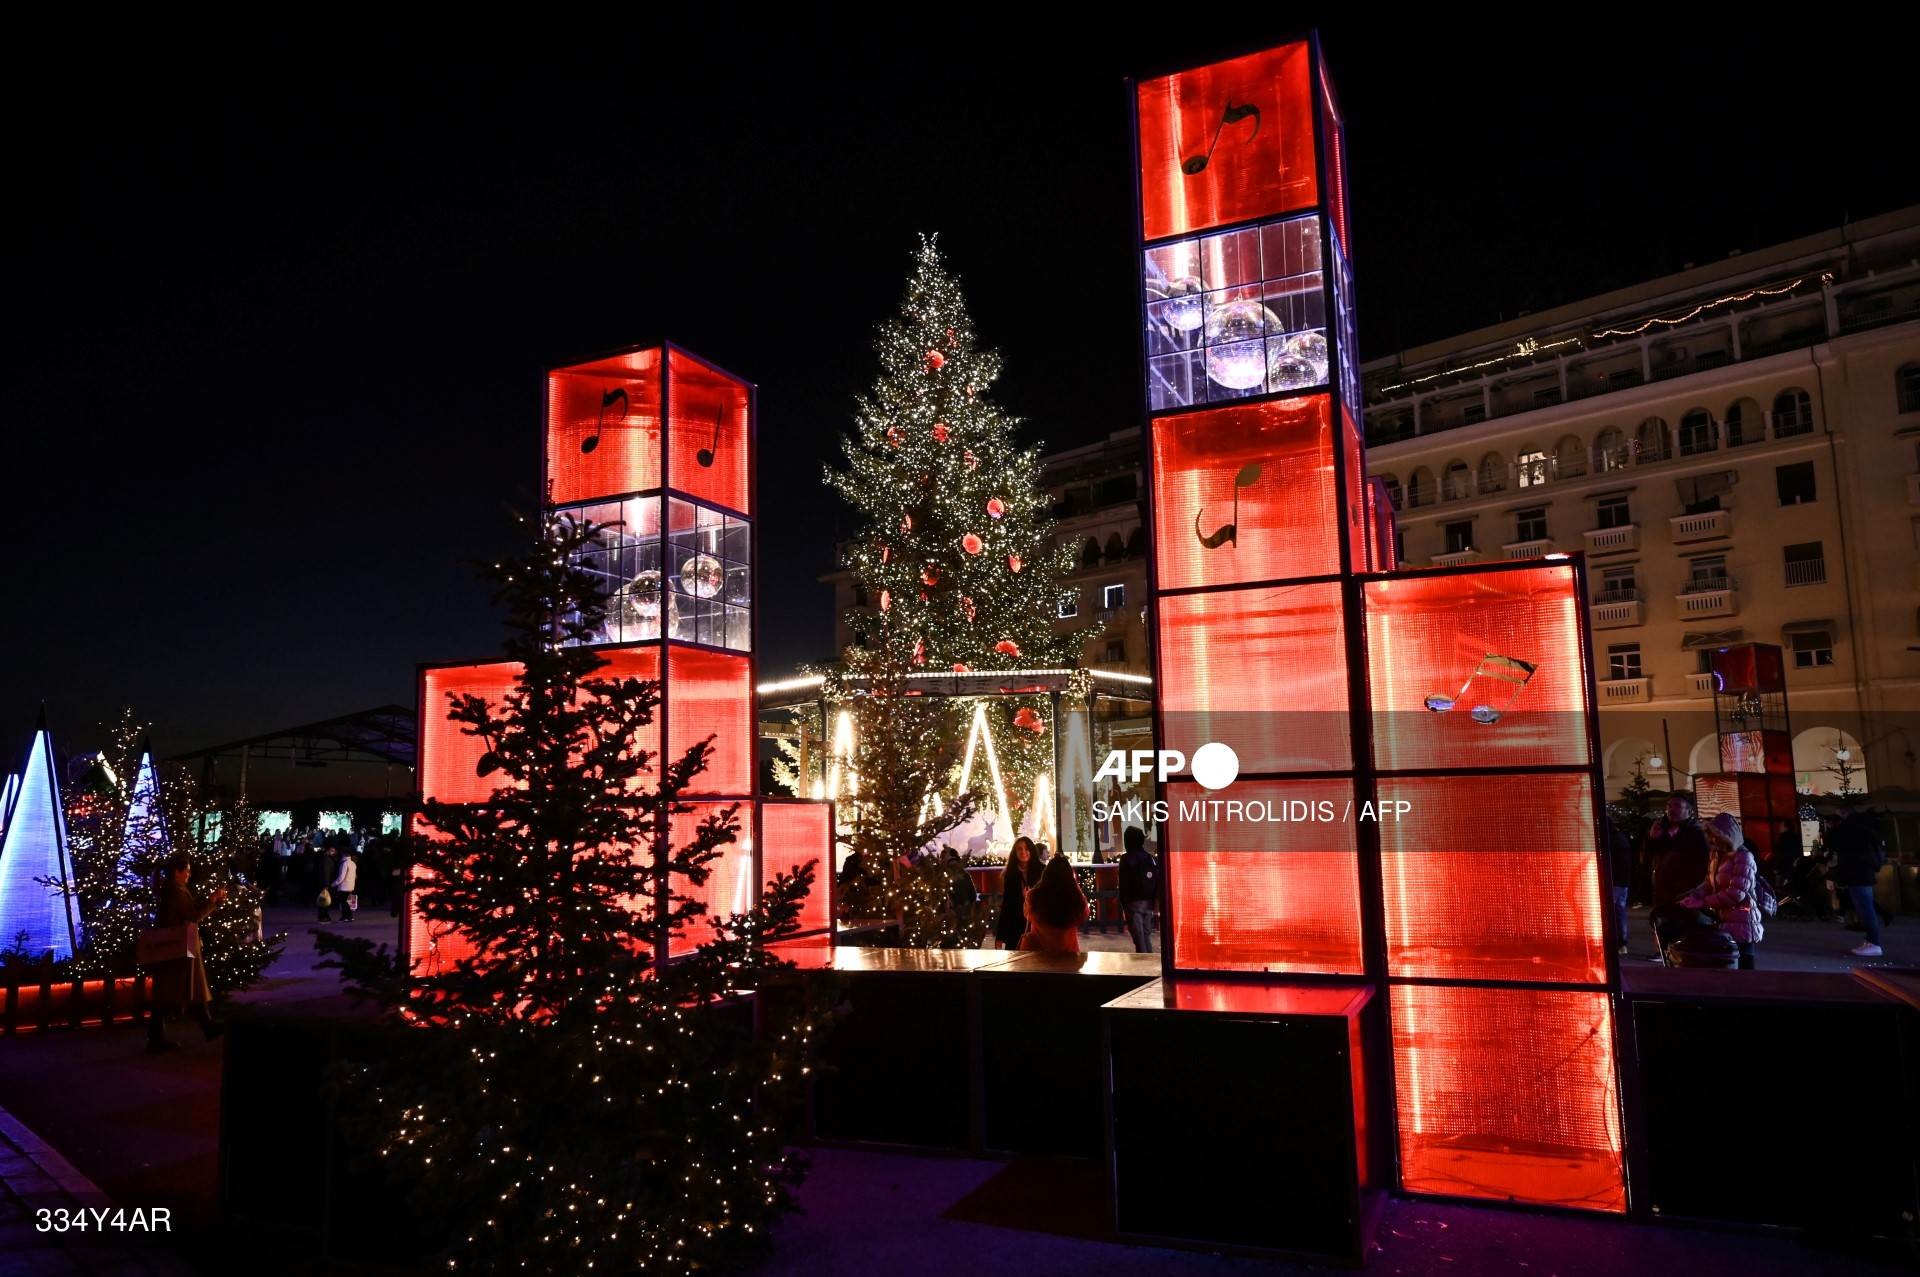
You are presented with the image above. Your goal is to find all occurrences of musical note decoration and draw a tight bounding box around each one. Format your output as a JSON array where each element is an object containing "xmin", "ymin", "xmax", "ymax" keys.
[
  {"xmin": 1422, "ymin": 654, "xmax": 1538, "ymax": 725},
  {"xmin": 1182, "ymin": 101, "xmax": 1261, "ymax": 176},
  {"xmin": 579, "ymin": 387, "xmax": 629, "ymax": 454},
  {"xmin": 1194, "ymin": 463, "xmax": 1262, "ymax": 549},
  {"xmin": 696, "ymin": 411, "xmax": 723, "ymax": 468}
]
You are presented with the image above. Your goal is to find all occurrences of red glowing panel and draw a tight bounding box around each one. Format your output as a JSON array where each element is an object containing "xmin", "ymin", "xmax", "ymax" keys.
[
  {"xmin": 1391, "ymin": 984, "xmax": 1624, "ymax": 1212},
  {"xmin": 1340, "ymin": 403, "xmax": 1366, "ymax": 573},
  {"xmin": 666, "ymin": 348, "xmax": 751, "ymax": 514},
  {"xmin": 1157, "ymin": 580, "xmax": 1350, "ymax": 773},
  {"xmin": 1318, "ymin": 62, "xmax": 1352, "ymax": 256},
  {"xmin": 420, "ymin": 661, "xmax": 524, "ymax": 805},
  {"xmin": 1709, "ymin": 643, "xmax": 1786, "ymax": 694},
  {"xmin": 762, "ymin": 801, "xmax": 833, "ymax": 936},
  {"xmin": 546, "ymin": 347, "xmax": 664, "ymax": 507},
  {"xmin": 667, "ymin": 801, "xmax": 753, "ymax": 956},
  {"xmin": 1165, "ymin": 780, "xmax": 1363, "ymax": 973},
  {"xmin": 1378, "ymin": 775, "xmax": 1606, "ymax": 983},
  {"xmin": 666, "ymin": 646, "xmax": 752, "ymax": 795},
  {"xmin": 1718, "ymin": 729, "xmax": 1790, "ymax": 775},
  {"xmin": 1137, "ymin": 43, "xmax": 1319, "ymax": 241},
  {"xmin": 1366, "ymin": 477, "xmax": 1398, "ymax": 572},
  {"xmin": 1363, "ymin": 565, "xmax": 1590, "ymax": 772},
  {"xmin": 1150, "ymin": 395, "xmax": 1337, "ymax": 590}
]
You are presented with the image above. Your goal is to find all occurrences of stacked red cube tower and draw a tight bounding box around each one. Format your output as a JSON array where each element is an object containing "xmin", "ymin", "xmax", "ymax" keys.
[
  {"xmin": 1133, "ymin": 38, "xmax": 1627, "ymax": 1211},
  {"xmin": 406, "ymin": 344, "xmax": 833, "ymax": 975},
  {"xmin": 1695, "ymin": 642, "xmax": 1797, "ymax": 863}
]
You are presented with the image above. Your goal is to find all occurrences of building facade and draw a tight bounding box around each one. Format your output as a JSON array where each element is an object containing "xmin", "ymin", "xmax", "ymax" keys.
[{"xmin": 1362, "ymin": 208, "xmax": 1920, "ymax": 798}]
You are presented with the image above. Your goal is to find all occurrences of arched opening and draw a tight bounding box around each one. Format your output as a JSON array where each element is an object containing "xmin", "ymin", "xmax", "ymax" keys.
[
  {"xmin": 1407, "ymin": 466, "xmax": 1434, "ymax": 508},
  {"xmin": 1678, "ymin": 408, "xmax": 1716, "ymax": 456},
  {"xmin": 1124, "ymin": 526, "xmax": 1146, "ymax": 558},
  {"xmin": 1634, "ymin": 416, "xmax": 1671, "ymax": 463},
  {"xmin": 1725, "ymin": 396, "xmax": 1763, "ymax": 447},
  {"xmin": 1514, "ymin": 445, "xmax": 1548, "ymax": 488},
  {"xmin": 1793, "ymin": 728, "xmax": 1868, "ymax": 796},
  {"xmin": 1443, "ymin": 460, "xmax": 1473, "ymax": 501},
  {"xmin": 1477, "ymin": 451, "xmax": 1507, "ymax": 495},
  {"xmin": 1604, "ymin": 736, "xmax": 1664, "ymax": 798},
  {"xmin": 1103, "ymin": 533, "xmax": 1125, "ymax": 562},
  {"xmin": 1687, "ymin": 734, "xmax": 1721, "ymax": 785},
  {"xmin": 1081, "ymin": 537, "xmax": 1101, "ymax": 569},
  {"xmin": 1593, "ymin": 427, "xmax": 1628, "ymax": 472},
  {"xmin": 1553, "ymin": 434, "xmax": 1586, "ymax": 479},
  {"xmin": 1897, "ymin": 363, "xmax": 1920, "ymax": 414},
  {"xmin": 1773, "ymin": 387, "xmax": 1813, "ymax": 437}
]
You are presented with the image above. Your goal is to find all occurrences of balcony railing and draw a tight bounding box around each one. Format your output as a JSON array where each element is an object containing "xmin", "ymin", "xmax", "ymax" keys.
[
  {"xmin": 1502, "ymin": 536, "xmax": 1555, "ymax": 559},
  {"xmin": 1591, "ymin": 594, "xmax": 1645, "ymax": 629},
  {"xmin": 1676, "ymin": 579, "xmax": 1739, "ymax": 618},
  {"xmin": 1785, "ymin": 558, "xmax": 1828, "ymax": 587},
  {"xmin": 1687, "ymin": 672, "xmax": 1718, "ymax": 697},
  {"xmin": 1599, "ymin": 677, "xmax": 1652, "ymax": 703},
  {"xmin": 1584, "ymin": 524, "xmax": 1639, "ymax": 554},
  {"xmin": 1431, "ymin": 547, "xmax": 1483, "ymax": 568},
  {"xmin": 1670, "ymin": 509, "xmax": 1731, "ymax": 542}
]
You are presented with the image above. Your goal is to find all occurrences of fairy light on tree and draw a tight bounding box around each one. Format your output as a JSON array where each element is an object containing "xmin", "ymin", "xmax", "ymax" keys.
[{"xmin": 318, "ymin": 513, "xmax": 823, "ymax": 1275}]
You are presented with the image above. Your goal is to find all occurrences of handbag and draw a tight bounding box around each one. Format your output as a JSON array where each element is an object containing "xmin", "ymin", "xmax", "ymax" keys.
[
  {"xmin": 346, "ymin": 892, "xmax": 359, "ymax": 912},
  {"xmin": 316, "ymin": 888, "xmax": 333, "ymax": 908},
  {"xmin": 136, "ymin": 923, "xmax": 200, "ymax": 966}
]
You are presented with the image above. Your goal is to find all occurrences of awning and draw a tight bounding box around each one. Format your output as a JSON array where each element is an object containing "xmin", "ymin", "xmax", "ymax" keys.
[
  {"xmin": 1681, "ymin": 629, "xmax": 1743, "ymax": 649},
  {"xmin": 1781, "ymin": 618, "xmax": 1834, "ymax": 634}
]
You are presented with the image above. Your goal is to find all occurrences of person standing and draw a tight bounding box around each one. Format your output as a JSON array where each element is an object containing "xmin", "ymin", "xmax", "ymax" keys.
[
  {"xmin": 334, "ymin": 848, "xmax": 359, "ymax": 922},
  {"xmin": 1117, "ymin": 826, "xmax": 1159, "ymax": 954},
  {"xmin": 1021, "ymin": 855, "xmax": 1089, "ymax": 954},
  {"xmin": 992, "ymin": 837, "xmax": 1038, "ymax": 950},
  {"xmin": 146, "ymin": 853, "xmax": 227, "ymax": 1052},
  {"xmin": 1604, "ymin": 812, "xmax": 1634, "ymax": 955},
  {"xmin": 1646, "ymin": 793, "xmax": 1710, "ymax": 961},
  {"xmin": 1681, "ymin": 812, "xmax": 1763, "ymax": 969},
  {"xmin": 1827, "ymin": 805, "xmax": 1887, "ymax": 958}
]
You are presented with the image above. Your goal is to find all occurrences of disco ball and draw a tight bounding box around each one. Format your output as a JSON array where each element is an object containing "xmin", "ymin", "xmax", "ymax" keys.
[
  {"xmin": 679, "ymin": 553, "xmax": 725, "ymax": 600},
  {"xmin": 1205, "ymin": 299, "xmax": 1279, "ymax": 390},
  {"xmin": 1163, "ymin": 276, "xmax": 1204, "ymax": 332},
  {"xmin": 1286, "ymin": 329, "xmax": 1329, "ymax": 382},
  {"xmin": 1266, "ymin": 349, "xmax": 1317, "ymax": 392}
]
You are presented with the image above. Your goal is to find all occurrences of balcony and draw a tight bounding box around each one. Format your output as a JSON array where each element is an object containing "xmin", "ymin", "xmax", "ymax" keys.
[
  {"xmin": 1584, "ymin": 524, "xmax": 1639, "ymax": 554},
  {"xmin": 1591, "ymin": 592, "xmax": 1645, "ymax": 629},
  {"xmin": 1687, "ymin": 672, "xmax": 1718, "ymax": 697},
  {"xmin": 1670, "ymin": 509, "xmax": 1731, "ymax": 542},
  {"xmin": 1501, "ymin": 537, "xmax": 1555, "ymax": 559},
  {"xmin": 1785, "ymin": 558, "xmax": 1828, "ymax": 588},
  {"xmin": 1907, "ymin": 473, "xmax": 1920, "ymax": 505},
  {"xmin": 1599, "ymin": 677, "xmax": 1652, "ymax": 704},
  {"xmin": 1676, "ymin": 578, "xmax": 1739, "ymax": 619},
  {"xmin": 1431, "ymin": 548, "xmax": 1483, "ymax": 568}
]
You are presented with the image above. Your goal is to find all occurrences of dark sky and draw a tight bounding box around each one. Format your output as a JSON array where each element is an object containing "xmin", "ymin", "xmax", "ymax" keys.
[{"xmin": 3, "ymin": 20, "xmax": 1912, "ymax": 760}]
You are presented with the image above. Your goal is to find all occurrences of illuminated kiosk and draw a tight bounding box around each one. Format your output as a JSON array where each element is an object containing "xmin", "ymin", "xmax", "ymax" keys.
[
  {"xmin": 0, "ymin": 710, "xmax": 81, "ymax": 962},
  {"xmin": 1109, "ymin": 35, "xmax": 1624, "ymax": 1257},
  {"xmin": 405, "ymin": 344, "xmax": 834, "ymax": 976},
  {"xmin": 1692, "ymin": 642, "xmax": 1798, "ymax": 863}
]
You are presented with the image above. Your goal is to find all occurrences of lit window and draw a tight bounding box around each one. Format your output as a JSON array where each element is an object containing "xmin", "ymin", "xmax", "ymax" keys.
[
  {"xmin": 1102, "ymin": 582, "xmax": 1126, "ymax": 610},
  {"xmin": 1516, "ymin": 450, "xmax": 1548, "ymax": 488},
  {"xmin": 1057, "ymin": 591, "xmax": 1080, "ymax": 619}
]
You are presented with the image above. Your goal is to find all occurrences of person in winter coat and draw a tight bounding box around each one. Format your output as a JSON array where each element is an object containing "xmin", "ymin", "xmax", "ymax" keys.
[
  {"xmin": 333, "ymin": 849, "xmax": 359, "ymax": 922},
  {"xmin": 1021, "ymin": 854, "xmax": 1089, "ymax": 954},
  {"xmin": 992, "ymin": 837, "xmax": 1039, "ymax": 949},
  {"xmin": 1117, "ymin": 826, "xmax": 1160, "ymax": 954},
  {"xmin": 1826, "ymin": 805, "xmax": 1888, "ymax": 958},
  {"xmin": 1680, "ymin": 812, "xmax": 1763, "ymax": 969},
  {"xmin": 147, "ymin": 853, "xmax": 227, "ymax": 1052},
  {"xmin": 1646, "ymin": 792, "xmax": 1711, "ymax": 960}
]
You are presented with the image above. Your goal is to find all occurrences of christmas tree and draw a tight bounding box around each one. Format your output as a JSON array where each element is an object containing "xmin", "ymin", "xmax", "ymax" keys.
[
  {"xmin": 826, "ymin": 236, "xmax": 1081, "ymax": 852},
  {"xmin": 318, "ymin": 512, "xmax": 822, "ymax": 1275}
]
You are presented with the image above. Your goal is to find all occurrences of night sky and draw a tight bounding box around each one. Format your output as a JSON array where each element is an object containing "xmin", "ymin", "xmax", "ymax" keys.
[{"xmin": 4, "ymin": 21, "xmax": 1912, "ymax": 761}]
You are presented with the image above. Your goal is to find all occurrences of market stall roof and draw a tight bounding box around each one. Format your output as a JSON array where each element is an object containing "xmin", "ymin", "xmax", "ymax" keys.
[{"xmin": 172, "ymin": 705, "xmax": 416, "ymax": 768}]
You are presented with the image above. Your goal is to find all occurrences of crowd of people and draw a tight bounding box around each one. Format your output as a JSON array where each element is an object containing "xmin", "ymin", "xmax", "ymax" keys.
[
  {"xmin": 253, "ymin": 828, "xmax": 406, "ymax": 921},
  {"xmin": 1627, "ymin": 791, "xmax": 1891, "ymax": 969}
]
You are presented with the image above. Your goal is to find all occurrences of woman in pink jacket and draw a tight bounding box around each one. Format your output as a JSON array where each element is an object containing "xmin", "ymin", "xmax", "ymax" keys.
[{"xmin": 1681, "ymin": 812, "xmax": 1763, "ymax": 969}]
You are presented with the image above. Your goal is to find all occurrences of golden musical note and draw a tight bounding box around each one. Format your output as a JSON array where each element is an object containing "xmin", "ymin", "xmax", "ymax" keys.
[
  {"xmin": 579, "ymin": 387, "xmax": 628, "ymax": 455},
  {"xmin": 1182, "ymin": 102, "xmax": 1261, "ymax": 176},
  {"xmin": 1423, "ymin": 654, "xmax": 1538, "ymax": 724},
  {"xmin": 1194, "ymin": 463, "xmax": 1262, "ymax": 549}
]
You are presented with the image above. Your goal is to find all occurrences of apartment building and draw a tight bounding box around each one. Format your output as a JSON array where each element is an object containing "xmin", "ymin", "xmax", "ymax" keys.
[{"xmin": 1363, "ymin": 208, "xmax": 1920, "ymax": 797}]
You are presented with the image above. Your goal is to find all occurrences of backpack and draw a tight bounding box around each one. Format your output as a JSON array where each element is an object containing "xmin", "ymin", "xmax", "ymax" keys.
[{"xmin": 1753, "ymin": 872, "xmax": 1778, "ymax": 919}]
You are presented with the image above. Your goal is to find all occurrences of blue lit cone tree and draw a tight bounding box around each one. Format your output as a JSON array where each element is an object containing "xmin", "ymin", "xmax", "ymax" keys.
[
  {"xmin": 827, "ymin": 238, "xmax": 1083, "ymax": 900},
  {"xmin": 317, "ymin": 512, "xmax": 821, "ymax": 1275}
]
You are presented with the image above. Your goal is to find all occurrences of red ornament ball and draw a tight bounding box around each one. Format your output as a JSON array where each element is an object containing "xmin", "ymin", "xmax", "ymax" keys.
[
  {"xmin": 1007, "ymin": 554, "xmax": 1023, "ymax": 573},
  {"xmin": 931, "ymin": 422, "xmax": 950, "ymax": 443},
  {"xmin": 885, "ymin": 427, "xmax": 902, "ymax": 448},
  {"xmin": 995, "ymin": 639, "xmax": 1021, "ymax": 657},
  {"xmin": 986, "ymin": 498, "xmax": 1004, "ymax": 519},
  {"xmin": 961, "ymin": 533, "xmax": 983, "ymax": 555},
  {"xmin": 924, "ymin": 350, "xmax": 946, "ymax": 371},
  {"xmin": 952, "ymin": 662, "xmax": 971, "ymax": 673},
  {"xmin": 1012, "ymin": 707, "xmax": 1046, "ymax": 733},
  {"xmin": 921, "ymin": 565, "xmax": 941, "ymax": 586},
  {"xmin": 878, "ymin": 589, "xmax": 891, "ymax": 612}
]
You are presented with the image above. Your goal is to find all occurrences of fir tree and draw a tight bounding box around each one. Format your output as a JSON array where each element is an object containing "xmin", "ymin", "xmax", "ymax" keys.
[
  {"xmin": 317, "ymin": 512, "xmax": 822, "ymax": 1275},
  {"xmin": 827, "ymin": 236, "xmax": 1081, "ymax": 847}
]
